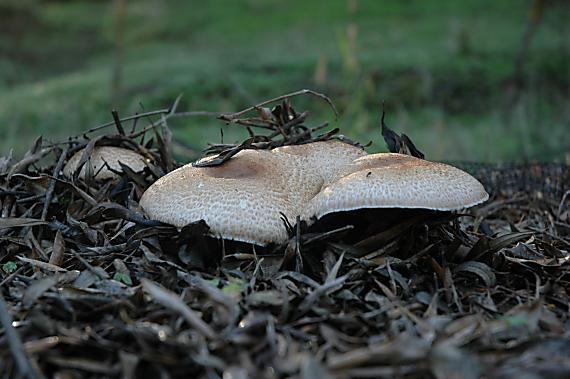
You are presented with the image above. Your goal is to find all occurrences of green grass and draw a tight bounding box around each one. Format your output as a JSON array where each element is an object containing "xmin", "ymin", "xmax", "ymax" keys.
[{"xmin": 0, "ymin": 0, "xmax": 568, "ymax": 162}]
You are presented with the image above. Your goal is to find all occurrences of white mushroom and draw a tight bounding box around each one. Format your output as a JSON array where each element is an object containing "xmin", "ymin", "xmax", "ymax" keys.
[
  {"xmin": 139, "ymin": 141, "xmax": 489, "ymax": 245},
  {"xmin": 304, "ymin": 153, "xmax": 488, "ymax": 220},
  {"xmin": 139, "ymin": 149, "xmax": 320, "ymax": 245}
]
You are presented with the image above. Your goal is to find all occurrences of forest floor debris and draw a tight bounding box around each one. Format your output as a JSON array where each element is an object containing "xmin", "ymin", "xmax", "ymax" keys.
[{"xmin": 1, "ymin": 92, "xmax": 569, "ymax": 379}]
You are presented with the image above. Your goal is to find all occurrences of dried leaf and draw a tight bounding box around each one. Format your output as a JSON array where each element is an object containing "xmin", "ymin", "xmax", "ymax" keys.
[
  {"xmin": 455, "ymin": 261, "xmax": 496, "ymax": 287},
  {"xmin": 0, "ymin": 218, "xmax": 48, "ymax": 229},
  {"xmin": 49, "ymin": 230, "xmax": 65, "ymax": 266},
  {"xmin": 430, "ymin": 343, "xmax": 481, "ymax": 379},
  {"xmin": 17, "ymin": 256, "xmax": 67, "ymax": 272},
  {"xmin": 141, "ymin": 278, "xmax": 217, "ymax": 340},
  {"xmin": 466, "ymin": 231, "xmax": 534, "ymax": 260},
  {"xmin": 23, "ymin": 275, "xmax": 60, "ymax": 307}
]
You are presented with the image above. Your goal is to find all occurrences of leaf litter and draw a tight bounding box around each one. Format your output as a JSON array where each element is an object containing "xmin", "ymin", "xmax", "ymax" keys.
[{"xmin": 0, "ymin": 90, "xmax": 569, "ymax": 379}]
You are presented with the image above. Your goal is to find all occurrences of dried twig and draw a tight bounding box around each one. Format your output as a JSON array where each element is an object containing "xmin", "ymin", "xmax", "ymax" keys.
[{"xmin": 219, "ymin": 89, "xmax": 337, "ymax": 120}]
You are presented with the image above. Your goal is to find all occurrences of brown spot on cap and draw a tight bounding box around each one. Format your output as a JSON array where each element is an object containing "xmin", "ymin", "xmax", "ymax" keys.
[{"xmin": 202, "ymin": 155, "xmax": 263, "ymax": 179}]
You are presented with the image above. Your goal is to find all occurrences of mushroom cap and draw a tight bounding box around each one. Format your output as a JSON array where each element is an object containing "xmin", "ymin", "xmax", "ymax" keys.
[
  {"xmin": 274, "ymin": 140, "xmax": 367, "ymax": 184},
  {"xmin": 304, "ymin": 153, "xmax": 489, "ymax": 220},
  {"xmin": 139, "ymin": 149, "xmax": 320, "ymax": 245},
  {"xmin": 63, "ymin": 146, "xmax": 146, "ymax": 180}
]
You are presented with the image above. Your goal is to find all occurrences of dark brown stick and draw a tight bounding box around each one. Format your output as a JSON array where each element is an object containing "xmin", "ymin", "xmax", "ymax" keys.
[
  {"xmin": 41, "ymin": 147, "xmax": 68, "ymax": 221},
  {"xmin": 111, "ymin": 109, "xmax": 126, "ymax": 135}
]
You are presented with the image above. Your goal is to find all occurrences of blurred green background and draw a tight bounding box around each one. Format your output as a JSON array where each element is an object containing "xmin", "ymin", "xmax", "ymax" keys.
[{"xmin": 1, "ymin": 0, "xmax": 568, "ymax": 162}]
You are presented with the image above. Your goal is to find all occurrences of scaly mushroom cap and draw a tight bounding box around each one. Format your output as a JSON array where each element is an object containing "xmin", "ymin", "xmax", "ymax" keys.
[
  {"xmin": 139, "ymin": 149, "xmax": 320, "ymax": 245},
  {"xmin": 274, "ymin": 140, "xmax": 367, "ymax": 184},
  {"xmin": 304, "ymin": 153, "xmax": 489, "ymax": 220},
  {"xmin": 63, "ymin": 146, "xmax": 146, "ymax": 180}
]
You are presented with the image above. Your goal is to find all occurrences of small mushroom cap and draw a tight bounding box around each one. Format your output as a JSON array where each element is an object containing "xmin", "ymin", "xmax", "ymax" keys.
[
  {"xmin": 304, "ymin": 153, "xmax": 489, "ymax": 220},
  {"xmin": 63, "ymin": 146, "xmax": 146, "ymax": 180},
  {"xmin": 139, "ymin": 149, "xmax": 318, "ymax": 245}
]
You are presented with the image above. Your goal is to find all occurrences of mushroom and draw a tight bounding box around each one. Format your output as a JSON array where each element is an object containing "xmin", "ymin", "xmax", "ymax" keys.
[
  {"xmin": 139, "ymin": 141, "xmax": 488, "ymax": 246},
  {"xmin": 139, "ymin": 149, "xmax": 321, "ymax": 245},
  {"xmin": 63, "ymin": 146, "xmax": 146, "ymax": 180},
  {"xmin": 304, "ymin": 153, "xmax": 489, "ymax": 220}
]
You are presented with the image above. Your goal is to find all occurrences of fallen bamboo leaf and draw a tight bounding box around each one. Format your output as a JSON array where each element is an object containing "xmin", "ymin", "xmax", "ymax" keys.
[
  {"xmin": 49, "ymin": 230, "xmax": 65, "ymax": 266},
  {"xmin": 0, "ymin": 218, "xmax": 48, "ymax": 229},
  {"xmin": 23, "ymin": 275, "xmax": 60, "ymax": 307},
  {"xmin": 141, "ymin": 278, "xmax": 217, "ymax": 340},
  {"xmin": 17, "ymin": 256, "xmax": 67, "ymax": 272}
]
